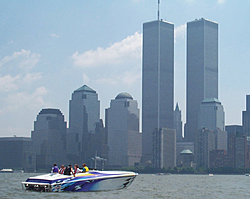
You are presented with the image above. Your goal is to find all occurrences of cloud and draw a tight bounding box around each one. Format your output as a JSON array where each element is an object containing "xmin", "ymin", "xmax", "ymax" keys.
[
  {"xmin": 72, "ymin": 25, "xmax": 185, "ymax": 69},
  {"xmin": 0, "ymin": 72, "xmax": 42, "ymax": 93},
  {"xmin": 0, "ymin": 50, "xmax": 42, "ymax": 93},
  {"xmin": 96, "ymin": 69, "xmax": 141, "ymax": 86},
  {"xmin": 0, "ymin": 86, "xmax": 49, "ymax": 113},
  {"xmin": 23, "ymin": 72, "xmax": 43, "ymax": 84},
  {"xmin": 51, "ymin": 33, "xmax": 60, "ymax": 38},
  {"xmin": 72, "ymin": 32, "xmax": 142, "ymax": 68},
  {"xmin": 0, "ymin": 74, "xmax": 21, "ymax": 92},
  {"xmin": 72, "ymin": 26, "xmax": 185, "ymax": 88},
  {"xmin": 82, "ymin": 73, "xmax": 90, "ymax": 83},
  {"xmin": 217, "ymin": 0, "xmax": 226, "ymax": 4},
  {"xmin": 0, "ymin": 49, "xmax": 41, "ymax": 71}
]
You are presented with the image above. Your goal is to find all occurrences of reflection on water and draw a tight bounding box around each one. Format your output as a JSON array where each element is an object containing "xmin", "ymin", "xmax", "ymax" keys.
[{"xmin": 1, "ymin": 173, "xmax": 250, "ymax": 199}]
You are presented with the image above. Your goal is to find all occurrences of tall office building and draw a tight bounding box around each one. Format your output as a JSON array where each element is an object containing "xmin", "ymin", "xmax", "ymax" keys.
[
  {"xmin": 185, "ymin": 18, "xmax": 218, "ymax": 142},
  {"xmin": 31, "ymin": 108, "xmax": 67, "ymax": 171},
  {"xmin": 152, "ymin": 128, "xmax": 176, "ymax": 169},
  {"xmin": 243, "ymin": 95, "xmax": 250, "ymax": 136},
  {"xmin": 67, "ymin": 85, "xmax": 100, "ymax": 163},
  {"xmin": 174, "ymin": 103, "xmax": 183, "ymax": 142},
  {"xmin": 106, "ymin": 92, "xmax": 141, "ymax": 167},
  {"xmin": 225, "ymin": 125, "xmax": 243, "ymax": 156},
  {"xmin": 194, "ymin": 128, "xmax": 216, "ymax": 168},
  {"xmin": 142, "ymin": 19, "xmax": 174, "ymax": 163},
  {"xmin": 198, "ymin": 98, "xmax": 225, "ymax": 131},
  {"xmin": 224, "ymin": 132, "xmax": 248, "ymax": 168}
]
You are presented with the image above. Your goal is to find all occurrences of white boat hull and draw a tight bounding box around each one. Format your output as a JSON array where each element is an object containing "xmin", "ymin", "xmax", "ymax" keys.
[{"xmin": 22, "ymin": 170, "xmax": 137, "ymax": 192}]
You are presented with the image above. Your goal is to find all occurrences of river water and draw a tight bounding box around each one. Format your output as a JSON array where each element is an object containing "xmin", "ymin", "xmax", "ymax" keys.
[{"xmin": 1, "ymin": 173, "xmax": 249, "ymax": 199}]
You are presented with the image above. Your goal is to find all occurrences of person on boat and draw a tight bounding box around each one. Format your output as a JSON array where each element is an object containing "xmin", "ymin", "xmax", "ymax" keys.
[
  {"xmin": 81, "ymin": 163, "xmax": 89, "ymax": 173},
  {"xmin": 59, "ymin": 165, "xmax": 65, "ymax": 174},
  {"xmin": 74, "ymin": 164, "xmax": 80, "ymax": 175},
  {"xmin": 64, "ymin": 164, "xmax": 74, "ymax": 176},
  {"xmin": 51, "ymin": 163, "xmax": 59, "ymax": 173}
]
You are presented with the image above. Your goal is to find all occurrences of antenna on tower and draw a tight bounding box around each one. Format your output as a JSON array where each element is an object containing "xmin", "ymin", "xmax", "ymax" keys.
[{"xmin": 158, "ymin": 0, "xmax": 160, "ymax": 21}]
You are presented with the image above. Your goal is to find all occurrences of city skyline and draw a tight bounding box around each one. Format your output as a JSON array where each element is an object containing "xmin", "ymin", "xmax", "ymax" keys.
[{"xmin": 0, "ymin": 1, "xmax": 250, "ymax": 137}]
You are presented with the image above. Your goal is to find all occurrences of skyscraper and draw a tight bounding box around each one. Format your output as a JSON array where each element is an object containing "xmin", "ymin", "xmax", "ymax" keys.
[
  {"xmin": 106, "ymin": 92, "xmax": 141, "ymax": 167},
  {"xmin": 198, "ymin": 98, "xmax": 225, "ymax": 131},
  {"xmin": 142, "ymin": 19, "xmax": 174, "ymax": 163},
  {"xmin": 31, "ymin": 108, "xmax": 67, "ymax": 171},
  {"xmin": 67, "ymin": 85, "xmax": 100, "ymax": 163},
  {"xmin": 243, "ymin": 95, "xmax": 250, "ymax": 136},
  {"xmin": 174, "ymin": 103, "xmax": 183, "ymax": 142},
  {"xmin": 185, "ymin": 18, "xmax": 218, "ymax": 142}
]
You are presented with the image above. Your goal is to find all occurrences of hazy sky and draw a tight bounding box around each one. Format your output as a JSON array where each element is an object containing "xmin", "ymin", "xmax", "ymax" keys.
[{"xmin": 0, "ymin": 0, "xmax": 249, "ymax": 137}]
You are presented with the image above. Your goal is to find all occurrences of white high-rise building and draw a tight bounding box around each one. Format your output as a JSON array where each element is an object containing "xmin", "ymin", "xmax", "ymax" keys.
[
  {"xmin": 198, "ymin": 98, "xmax": 225, "ymax": 131},
  {"xmin": 198, "ymin": 98, "xmax": 227, "ymax": 151},
  {"xmin": 106, "ymin": 92, "xmax": 141, "ymax": 167}
]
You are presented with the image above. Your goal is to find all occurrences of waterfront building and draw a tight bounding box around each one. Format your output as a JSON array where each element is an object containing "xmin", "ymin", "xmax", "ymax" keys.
[
  {"xmin": 31, "ymin": 108, "xmax": 67, "ymax": 171},
  {"xmin": 234, "ymin": 133, "xmax": 247, "ymax": 168},
  {"xmin": 153, "ymin": 128, "xmax": 176, "ymax": 169},
  {"xmin": 177, "ymin": 149, "xmax": 194, "ymax": 168},
  {"xmin": 224, "ymin": 132, "xmax": 247, "ymax": 168},
  {"xmin": 142, "ymin": 19, "xmax": 174, "ymax": 164},
  {"xmin": 194, "ymin": 128, "xmax": 216, "ymax": 168},
  {"xmin": 225, "ymin": 125, "xmax": 243, "ymax": 160},
  {"xmin": 174, "ymin": 103, "xmax": 183, "ymax": 142},
  {"xmin": 67, "ymin": 85, "xmax": 100, "ymax": 163},
  {"xmin": 185, "ymin": 18, "xmax": 218, "ymax": 142},
  {"xmin": 176, "ymin": 142, "xmax": 194, "ymax": 165},
  {"xmin": 0, "ymin": 137, "xmax": 34, "ymax": 172},
  {"xmin": 106, "ymin": 93, "xmax": 141, "ymax": 167},
  {"xmin": 209, "ymin": 149, "xmax": 227, "ymax": 168}
]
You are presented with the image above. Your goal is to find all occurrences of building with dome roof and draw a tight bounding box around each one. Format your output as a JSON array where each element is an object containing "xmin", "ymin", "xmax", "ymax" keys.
[
  {"xmin": 115, "ymin": 92, "xmax": 133, "ymax": 100},
  {"xmin": 106, "ymin": 92, "xmax": 141, "ymax": 167},
  {"xmin": 177, "ymin": 149, "xmax": 194, "ymax": 168}
]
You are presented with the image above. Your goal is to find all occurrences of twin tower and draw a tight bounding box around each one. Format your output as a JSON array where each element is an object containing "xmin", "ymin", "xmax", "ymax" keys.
[{"xmin": 142, "ymin": 18, "xmax": 218, "ymax": 163}]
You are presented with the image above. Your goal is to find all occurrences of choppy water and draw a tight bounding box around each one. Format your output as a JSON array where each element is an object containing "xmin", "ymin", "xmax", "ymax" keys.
[{"xmin": 1, "ymin": 173, "xmax": 250, "ymax": 199}]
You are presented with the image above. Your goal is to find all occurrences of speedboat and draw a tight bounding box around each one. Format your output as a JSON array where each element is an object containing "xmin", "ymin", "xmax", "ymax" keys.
[
  {"xmin": 22, "ymin": 170, "xmax": 137, "ymax": 192},
  {"xmin": 0, "ymin": 168, "xmax": 13, "ymax": 173}
]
